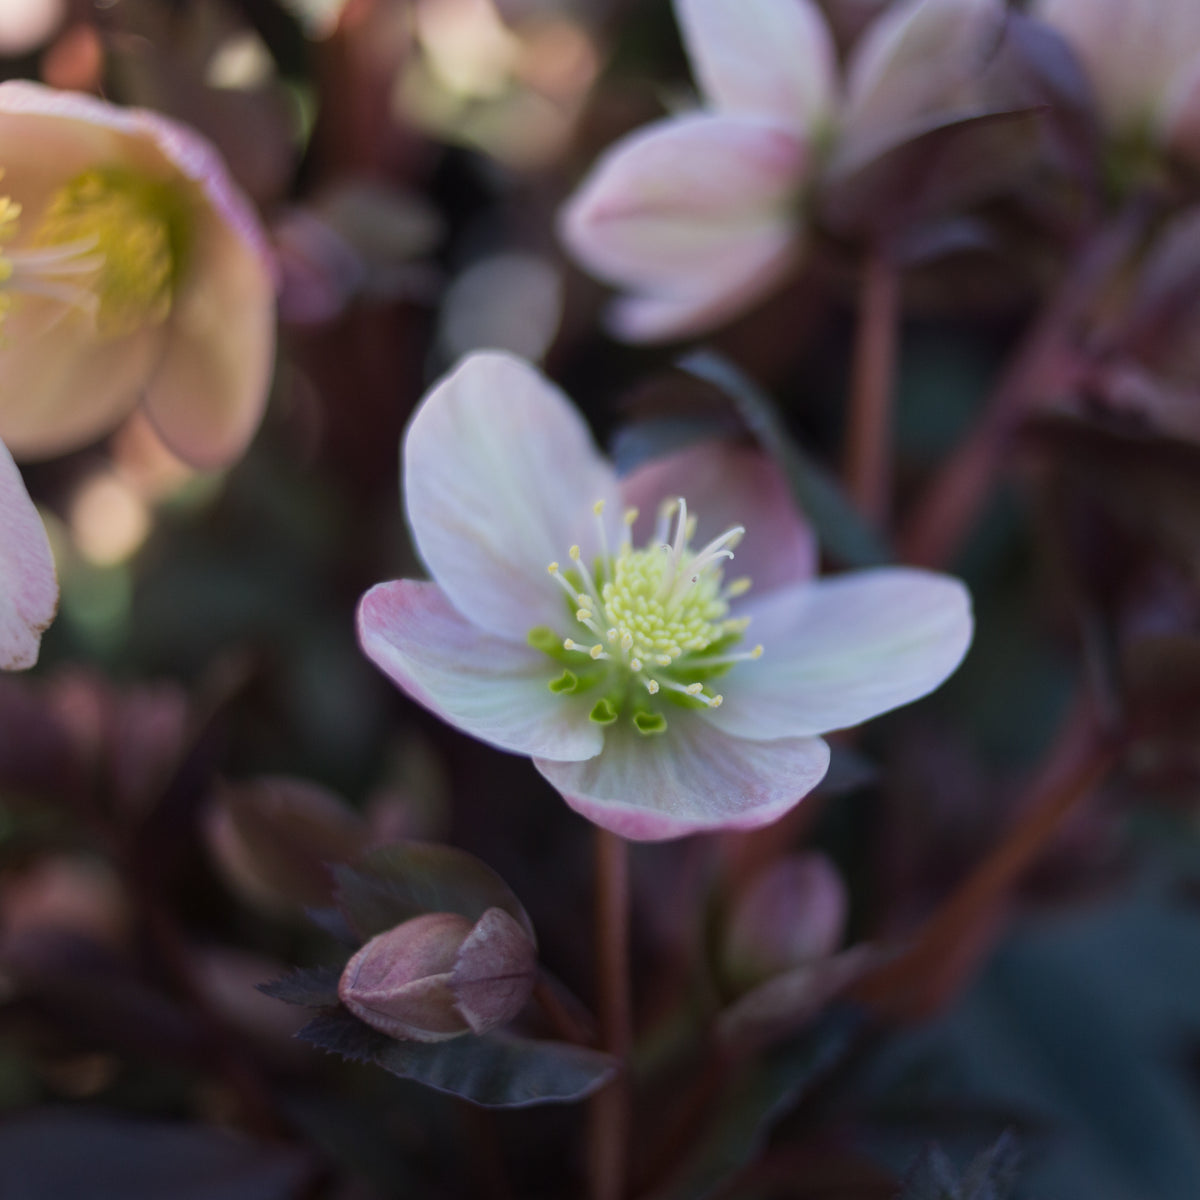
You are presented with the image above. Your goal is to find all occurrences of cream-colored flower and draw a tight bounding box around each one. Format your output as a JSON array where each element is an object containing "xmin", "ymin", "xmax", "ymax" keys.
[{"xmin": 0, "ymin": 82, "xmax": 276, "ymax": 468}]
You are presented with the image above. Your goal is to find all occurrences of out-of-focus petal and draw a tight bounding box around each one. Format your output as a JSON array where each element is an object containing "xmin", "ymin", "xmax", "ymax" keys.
[
  {"xmin": 358, "ymin": 579, "xmax": 604, "ymax": 763},
  {"xmin": 705, "ymin": 567, "xmax": 972, "ymax": 740},
  {"xmin": 404, "ymin": 352, "xmax": 622, "ymax": 641},
  {"xmin": 674, "ymin": 0, "xmax": 837, "ymax": 131},
  {"xmin": 143, "ymin": 196, "xmax": 277, "ymax": 468},
  {"xmin": 0, "ymin": 311, "xmax": 162, "ymax": 460},
  {"xmin": 535, "ymin": 716, "xmax": 829, "ymax": 841},
  {"xmin": 841, "ymin": 0, "xmax": 1006, "ymax": 162},
  {"xmin": 1034, "ymin": 0, "xmax": 1200, "ymax": 136},
  {"xmin": 605, "ymin": 236, "xmax": 801, "ymax": 342},
  {"xmin": 560, "ymin": 112, "xmax": 807, "ymax": 300},
  {"xmin": 0, "ymin": 437, "xmax": 56, "ymax": 669},
  {"xmin": 620, "ymin": 439, "xmax": 816, "ymax": 596},
  {"xmin": 1162, "ymin": 55, "xmax": 1200, "ymax": 167}
]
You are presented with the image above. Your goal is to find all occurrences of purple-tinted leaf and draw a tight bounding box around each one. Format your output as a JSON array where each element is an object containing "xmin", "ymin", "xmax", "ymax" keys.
[
  {"xmin": 257, "ymin": 966, "xmax": 343, "ymax": 1009},
  {"xmin": 296, "ymin": 1006, "xmax": 615, "ymax": 1107},
  {"xmin": 332, "ymin": 841, "xmax": 534, "ymax": 942},
  {"xmin": 0, "ymin": 1110, "xmax": 313, "ymax": 1200}
]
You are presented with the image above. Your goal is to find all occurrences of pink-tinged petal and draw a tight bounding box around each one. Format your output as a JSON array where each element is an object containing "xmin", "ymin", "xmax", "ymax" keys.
[
  {"xmin": 0, "ymin": 312, "xmax": 163, "ymax": 460},
  {"xmin": 706, "ymin": 567, "xmax": 972, "ymax": 740},
  {"xmin": 0, "ymin": 82, "xmax": 276, "ymax": 464},
  {"xmin": 606, "ymin": 233, "xmax": 801, "ymax": 342},
  {"xmin": 0, "ymin": 437, "xmax": 56, "ymax": 669},
  {"xmin": 560, "ymin": 113, "xmax": 808, "ymax": 301},
  {"xmin": 673, "ymin": 0, "xmax": 837, "ymax": 131},
  {"xmin": 143, "ymin": 199, "xmax": 277, "ymax": 468},
  {"xmin": 358, "ymin": 579, "xmax": 603, "ymax": 763},
  {"xmin": 620, "ymin": 439, "xmax": 816, "ymax": 595},
  {"xmin": 1035, "ymin": 0, "xmax": 1200, "ymax": 136},
  {"xmin": 840, "ymin": 0, "xmax": 1006, "ymax": 164},
  {"xmin": 404, "ymin": 352, "xmax": 621, "ymax": 641},
  {"xmin": 535, "ymin": 716, "xmax": 829, "ymax": 841}
]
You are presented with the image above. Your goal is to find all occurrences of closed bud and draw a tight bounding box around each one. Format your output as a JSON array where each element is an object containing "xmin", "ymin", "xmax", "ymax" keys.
[
  {"xmin": 338, "ymin": 908, "xmax": 537, "ymax": 1042},
  {"xmin": 722, "ymin": 853, "xmax": 847, "ymax": 989}
]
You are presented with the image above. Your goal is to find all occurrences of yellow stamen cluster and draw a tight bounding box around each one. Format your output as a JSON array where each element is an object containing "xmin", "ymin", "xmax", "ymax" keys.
[
  {"xmin": 536, "ymin": 496, "xmax": 765, "ymax": 733},
  {"xmin": 30, "ymin": 167, "xmax": 187, "ymax": 336}
]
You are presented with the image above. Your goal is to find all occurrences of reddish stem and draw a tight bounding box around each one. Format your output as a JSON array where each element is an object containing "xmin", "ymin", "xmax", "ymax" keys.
[
  {"xmin": 899, "ymin": 200, "xmax": 1153, "ymax": 569},
  {"xmin": 844, "ymin": 249, "xmax": 901, "ymax": 526},
  {"xmin": 589, "ymin": 828, "xmax": 633, "ymax": 1200}
]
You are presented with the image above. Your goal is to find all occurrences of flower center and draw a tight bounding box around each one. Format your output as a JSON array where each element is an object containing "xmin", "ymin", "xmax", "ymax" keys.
[
  {"xmin": 0, "ymin": 166, "xmax": 191, "ymax": 338},
  {"xmin": 529, "ymin": 497, "xmax": 762, "ymax": 735}
]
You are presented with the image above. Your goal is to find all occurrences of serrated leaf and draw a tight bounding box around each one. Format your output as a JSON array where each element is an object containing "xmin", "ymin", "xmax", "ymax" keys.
[
  {"xmin": 677, "ymin": 352, "xmax": 890, "ymax": 568},
  {"xmin": 258, "ymin": 966, "xmax": 343, "ymax": 1008},
  {"xmin": 647, "ymin": 1011, "xmax": 859, "ymax": 1200},
  {"xmin": 296, "ymin": 1007, "xmax": 616, "ymax": 1108},
  {"xmin": 332, "ymin": 841, "xmax": 534, "ymax": 943}
]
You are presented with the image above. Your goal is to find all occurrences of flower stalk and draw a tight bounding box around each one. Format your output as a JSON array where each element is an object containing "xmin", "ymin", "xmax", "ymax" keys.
[{"xmin": 588, "ymin": 827, "xmax": 633, "ymax": 1200}]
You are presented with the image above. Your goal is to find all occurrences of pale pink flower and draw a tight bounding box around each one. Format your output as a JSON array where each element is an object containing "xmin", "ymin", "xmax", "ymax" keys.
[
  {"xmin": 0, "ymin": 82, "xmax": 276, "ymax": 468},
  {"xmin": 357, "ymin": 352, "xmax": 972, "ymax": 840},
  {"xmin": 560, "ymin": 0, "xmax": 1004, "ymax": 342},
  {"xmin": 0, "ymin": 436, "xmax": 57, "ymax": 670},
  {"xmin": 1035, "ymin": 0, "xmax": 1200, "ymax": 168}
]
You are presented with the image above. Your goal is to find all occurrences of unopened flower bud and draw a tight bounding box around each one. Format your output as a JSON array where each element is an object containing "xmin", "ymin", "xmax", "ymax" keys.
[
  {"xmin": 338, "ymin": 908, "xmax": 537, "ymax": 1042},
  {"xmin": 722, "ymin": 853, "xmax": 847, "ymax": 989}
]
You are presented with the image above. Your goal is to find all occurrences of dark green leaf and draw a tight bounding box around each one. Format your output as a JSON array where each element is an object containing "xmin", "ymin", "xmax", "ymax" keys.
[
  {"xmin": 332, "ymin": 841, "xmax": 534, "ymax": 942},
  {"xmin": 258, "ymin": 966, "xmax": 342, "ymax": 1009},
  {"xmin": 296, "ymin": 1008, "xmax": 616, "ymax": 1108},
  {"xmin": 677, "ymin": 352, "xmax": 890, "ymax": 568}
]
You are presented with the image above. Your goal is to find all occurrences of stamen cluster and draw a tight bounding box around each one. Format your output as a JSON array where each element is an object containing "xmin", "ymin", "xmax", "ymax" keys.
[{"xmin": 533, "ymin": 497, "xmax": 763, "ymax": 734}]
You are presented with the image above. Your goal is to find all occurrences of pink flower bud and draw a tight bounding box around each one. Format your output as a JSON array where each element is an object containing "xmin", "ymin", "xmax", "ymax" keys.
[
  {"xmin": 722, "ymin": 853, "xmax": 847, "ymax": 988},
  {"xmin": 338, "ymin": 908, "xmax": 537, "ymax": 1042}
]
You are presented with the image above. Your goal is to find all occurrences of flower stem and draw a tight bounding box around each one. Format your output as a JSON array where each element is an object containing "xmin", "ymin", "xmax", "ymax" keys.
[
  {"xmin": 588, "ymin": 827, "xmax": 632, "ymax": 1200},
  {"xmin": 898, "ymin": 197, "xmax": 1155, "ymax": 569},
  {"xmin": 843, "ymin": 247, "xmax": 901, "ymax": 526}
]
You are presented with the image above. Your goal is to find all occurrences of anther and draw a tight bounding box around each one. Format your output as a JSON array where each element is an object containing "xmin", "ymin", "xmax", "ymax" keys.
[
  {"xmin": 645, "ymin": 679, "xmax": 660, "ymax": 695},
  {"xmin": 589, "ymin": 644, "xmax": 606, "ymax": 660}
]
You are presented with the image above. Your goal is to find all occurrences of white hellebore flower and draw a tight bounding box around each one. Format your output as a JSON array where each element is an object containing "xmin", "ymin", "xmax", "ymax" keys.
[
  {"xmin": 0, "ymin": 82, "xmax": 276, "ymax": 468},
  {"xmin": 0, "ymin": 436, "xmax": 56, "ymax": 669},
  {"xmin": 559, "ymin": 0, "xmax": 1005, "ymax": 342},
  {"xmin": 357, "ymin": 352, "xmax": 973, "ymax": 841},
  {"xmin": 1035, "ymin": 0, "xmax": 1200, "ymax": 168}
]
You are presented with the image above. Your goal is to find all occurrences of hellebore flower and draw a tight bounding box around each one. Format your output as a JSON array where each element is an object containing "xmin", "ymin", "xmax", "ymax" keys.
[
  {"xmin": 358, "ymin": 352, "xmax": 972, "ymax": 841},
  {"xmin": 338, "ymin": 908, "xmax": 538, "ymax": 1042},
  {"xmin": 0, "ymin": 82, "xmax": 276, "ymax": 467},
  {"xmin": 559, "ymin": 0, "xmax": 1005, "ymax": 342},
  {"xmin": 0, "ymin": 436, "xmax": 56, "ymax": 669},
  {"xmin": 1034, "ymin": 0, "xmax": 1200, "ymax": 170}
]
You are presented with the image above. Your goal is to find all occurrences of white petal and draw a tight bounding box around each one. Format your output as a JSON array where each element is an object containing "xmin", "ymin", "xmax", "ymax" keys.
[
  {"xmin": 536, "ymin": 715, "xmax": 829, "ymax": 841},
  {"xmin": 841, "ymin": 0, "xmax": 1006, "ymax": 163},
  {"xmin": 673, "ymin": 0, "xmax": 837, "ymax": 130},
  {"xmin": 404, "ymin": 352, "xmax": 622, "ymax": 641},
  {"xmin": 358, "ymin": 579, "xmax": 603, "ymax": 762},
  {"xmin": 0, "ymin": 437, "xmax": 56, "ymax": 669},
  {"xmin": 0, "ymin": 312, "xmax": 162, "ymax": 460},
  {"xmin": 560, "ymin": 112, "xmax": 808, "ymax": 301},
  {"xmin": 705, "ymin": 567, "xmax": 973, "ymax": 740}
]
